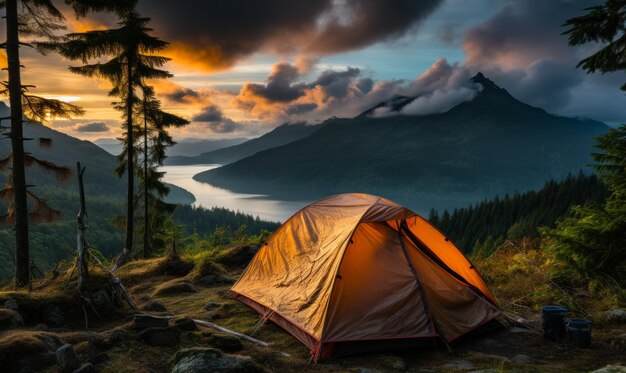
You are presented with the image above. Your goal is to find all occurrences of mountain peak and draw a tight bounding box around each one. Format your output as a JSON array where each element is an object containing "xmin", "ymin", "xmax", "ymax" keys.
[{"xmin": 471, "ymin": 72, "xmax": 500, "ymax": 90}]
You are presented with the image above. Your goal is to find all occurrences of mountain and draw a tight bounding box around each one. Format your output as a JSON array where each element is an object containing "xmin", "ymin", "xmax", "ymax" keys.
[
  {"xmin": 94, "ymin": 137, "xmax": 248, "ymax": 157},
  {"xmin": 0, "ymin": 102, "xmax": 282, "ymax": 280},
  {"xmin": 0, "ymin": 110, "xmax": 194, "ymax": 203},
  {"xmin": 165, "ymin": 122, "xmax": 321, "ymax": 165},
  {"xmin": 194, "ymin": 73, "xmax": 608, "ymax": 211}
]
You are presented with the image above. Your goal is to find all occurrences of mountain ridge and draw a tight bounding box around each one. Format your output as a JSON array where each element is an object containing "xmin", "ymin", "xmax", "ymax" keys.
[
  {"xmin": 165, "ymin": 122, "xmax": 321, "ymax": 165},
  {"xmin": 193, "ymin": 73, "xmax": 608, "ymax": 211}
]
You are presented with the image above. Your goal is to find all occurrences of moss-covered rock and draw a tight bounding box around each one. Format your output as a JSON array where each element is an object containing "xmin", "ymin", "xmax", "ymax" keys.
[
  {"xmin": 0, "ymin": 330, "xmax": 64, "ymax": 372},
  {"xmin": 172, "ymin": 347, "xmax": 262, "ymax": 373},
  {"xmin": 0, "ymin": 308, "xmax": 24, "ymax": 329},
  {"xmin": 152, "ymin": 279, "xmax": 198, "ymax": 296}
]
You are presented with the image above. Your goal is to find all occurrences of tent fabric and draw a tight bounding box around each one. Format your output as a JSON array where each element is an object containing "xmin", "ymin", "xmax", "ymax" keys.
[{"xmin": 231, "ymin": 193, "xmax": 500, "ymax": 357}]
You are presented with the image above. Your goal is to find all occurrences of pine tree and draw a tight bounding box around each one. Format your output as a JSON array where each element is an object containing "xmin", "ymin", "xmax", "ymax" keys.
[
  {"xmin": 563, "ymin": 0, "xmax": 626, "ymax": 91},
  {"xmin": 135, "ymin": 85, "xmax": 189, "ymax": 258},
  {"xmin": 0, "ymin": 0, "xmax": 133, "ymax": 287},
  {"xmin": 45, "ymin": 9, "xmax": 172, "ymax": 263}
]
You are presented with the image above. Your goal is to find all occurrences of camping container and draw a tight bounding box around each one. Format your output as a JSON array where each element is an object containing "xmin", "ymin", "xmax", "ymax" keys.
[
  {"xmin": 541, "ymin": 306, "xmax": 568, "ymax": 340},
  {"xmin": 565, "ymin": 319, "xmax": 592, "ymax": 348}
]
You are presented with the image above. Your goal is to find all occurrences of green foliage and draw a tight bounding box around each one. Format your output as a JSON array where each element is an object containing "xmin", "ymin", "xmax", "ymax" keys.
[
  {"xmin": 135, "ymin": 85, "xmax": 189, "ymax": 258},
  {"xmin": 541, "ymin": 204, "xmax": 626, "ymax": 284},
  {"xmin": 429, "ymin": 172, "xmax": 607, "ymax": 256},
  {"xmin": 45, "ymin": 6, "xmax": 175, "ymax": 254},
  {"xmin": 543, "ymin": 125, "xmax": 626, "ymax": 285},
  {"xmin": 563, "ymin": 0, "xmax": 626, "ymax": 90},
  {"xmin": 0, "ymin": 187, "xmax": 279, "ymax": 281}
]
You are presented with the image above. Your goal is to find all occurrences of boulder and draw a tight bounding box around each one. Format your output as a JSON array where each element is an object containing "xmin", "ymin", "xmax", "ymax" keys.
[
  {"xmin": 3, "ymin": 299, "xmax": 18, "ymax": 311},
  {"xmin": 204, "ymin": 302, "xmax": 221, "ymax": 311},
  {"xmin": 198, "ymin": 274, "xmax": 235, "ymax": 287},
  {"xmin": 137, "ymin": 326, "xmax": 181, "ymax": 347},
  {"xmin": 143, "ymin": 301, "xmax": 167, "ymax": 312},
  {"xmin": 133, "ymin": 314, "xmax": 169, "ymax": 330},
  {"xmin": 174, "ymin": 317, "xmax": 198, "ymax": 331},
  {"xmin": 56, "ymin": 344, "xmax": 81, "ymax": 373},
  {"xmin": 206, "ymin": 333, "xmax": 243, "ymax": 352},
  {"xmin": 152, "ymin": 279, "xmax": 198, "ymax": 296},
  {"xmin": 89, "ymin": 327, "xmax": 131, "ymax": 351},
  {"xmin": 604, "ymin": 309, "xmax": 626, "ymax": 323},
  {"xmin": 0, "ymin": 309, "xmax": 24, "ymax": 329},
  {"xmin": 171, "ymin": 347, "xmax": 261, "ymax": 373},
  {"xmin": 1, "ymin": 331, "xmax": 64, "ymax": 372}
]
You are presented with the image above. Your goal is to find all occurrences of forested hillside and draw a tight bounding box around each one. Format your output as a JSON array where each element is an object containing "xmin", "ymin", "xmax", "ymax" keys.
[
  {"xmin": 0, "ymin": 108, "xmax": 279, "ymax": 281},
  {"xmin": 430, "ymin": 172, "xmax": 608, "ymax": 255}
]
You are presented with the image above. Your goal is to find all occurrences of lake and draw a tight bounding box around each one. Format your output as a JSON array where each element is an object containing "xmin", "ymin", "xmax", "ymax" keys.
[
  {"xmin": 161, "ymin": 165, "xmax": 309, "ymax": 222},
  {"xmin": 161, "ymin": 165, "xmax": 475, "ymax": 223}
]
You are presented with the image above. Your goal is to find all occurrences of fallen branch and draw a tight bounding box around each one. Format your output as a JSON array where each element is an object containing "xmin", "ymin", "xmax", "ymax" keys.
[
  {"xmin": 192, "ymin": 319, "xmax": 269, "ymax": 347},
  {"xmin": 88, "ymin": 248, "xmax": 139, "ymax": 313}
]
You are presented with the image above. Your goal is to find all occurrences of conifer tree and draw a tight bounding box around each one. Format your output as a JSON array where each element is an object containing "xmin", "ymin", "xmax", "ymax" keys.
[
  {"xmin": 135, "ymin": 85, "xmax": 189, "ymax": 258},
  {"xmin": 0, "ymin": 0, "xmax": 133, "ymax": 287},
  {"xmin": 45, "ymin": 9, "xmax": 172, "ymax": 263}
]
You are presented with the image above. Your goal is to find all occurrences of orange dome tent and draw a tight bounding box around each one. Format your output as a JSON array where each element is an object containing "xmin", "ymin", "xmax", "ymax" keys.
[{"xmin": 231, "ymin": 193, "xmax": 500, "ymax": 359}]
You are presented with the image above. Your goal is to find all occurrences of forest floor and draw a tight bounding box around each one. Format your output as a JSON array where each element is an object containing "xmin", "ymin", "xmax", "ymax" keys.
[{"xmin": 0, "ymin": 243, "xmax": 624, "ymax": 373}]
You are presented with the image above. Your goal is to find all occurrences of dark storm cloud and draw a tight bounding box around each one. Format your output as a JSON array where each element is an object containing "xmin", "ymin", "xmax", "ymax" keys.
[
  {"xmin": 462, "ymin": 0, "xmax": 626, "ymax": 123},
  {"xmin": 165, "ymin": 86, "xmax": 200, "ymax": 104},
  {"xmin": 204, "ymin": 119, "xmax": 243, "ymax": 134},
  {"xmin": 138, "ymin": 0, "xmax": 443, "ymax": 71},
  {"xmin": 286, "ymin": 103, "xmax": 318, "ymax": 116},
  {"xmin": 192, "ymin": 105, "xmax": 244, "ymax": 133},
  {"xmin": 75, "ymin": 122, "xmax": 109, "ymax": 132},
  {"xmin": 192, "ymin": 105, "xmax": 225, "ymax": 122},
  {"xmin": 356, "ymin": 78, "xmax": 374, "ymax": 94},
  {"xmin": 307, "ymin": 0, "xmax": 442, "ymax": 54},
  {"xmin": 243, "ymin": 63, "xmax": 307, "ymax": 103},
  {"xmin": 309, "ymin": 67, "xmax": 361, "ymax": 99}
]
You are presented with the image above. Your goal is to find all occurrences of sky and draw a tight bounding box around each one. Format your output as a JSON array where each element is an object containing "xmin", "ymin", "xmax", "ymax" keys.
[{"xmin": 8, "ymin": 0, "xmax": 626, "ymax": 141}]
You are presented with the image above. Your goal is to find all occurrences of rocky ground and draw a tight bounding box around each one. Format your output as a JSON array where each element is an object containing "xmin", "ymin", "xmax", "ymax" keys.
[{"xmin": 0, "ymin": 245, "xmax": 624, "ymax": 372}]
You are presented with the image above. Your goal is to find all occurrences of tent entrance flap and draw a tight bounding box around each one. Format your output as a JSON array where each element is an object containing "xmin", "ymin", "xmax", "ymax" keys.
[{"xmin": 321, "ymin": 222, "xmax": 435, "ymax": 342}]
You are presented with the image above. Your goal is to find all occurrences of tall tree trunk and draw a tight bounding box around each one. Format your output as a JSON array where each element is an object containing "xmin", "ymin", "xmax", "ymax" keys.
[
  {"xmin": 6, "ymin": 0, "xmax": 30, "ymax": 288},
  {"xmin": 124, "ymin": 55, "xmax": 134, "ymax": 255},
  {"xmin": 143, "ymin": 99, "xmax": 148, "ymax": 258},
  {"xmin": 76, "ymin": 162, "xmax": 89, "ymax": 289}
]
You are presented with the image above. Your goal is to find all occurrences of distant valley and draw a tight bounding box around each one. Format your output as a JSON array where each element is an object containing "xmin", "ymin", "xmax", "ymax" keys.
[{"xmin": 94, "ymin": 137, "xmax": 248, "ymax": 158}]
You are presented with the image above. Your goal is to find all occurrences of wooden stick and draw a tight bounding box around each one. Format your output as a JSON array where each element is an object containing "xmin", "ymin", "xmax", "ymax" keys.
[{"xmin": 192, "ymin": 319, "xmax": 269, "ymax": 347}]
